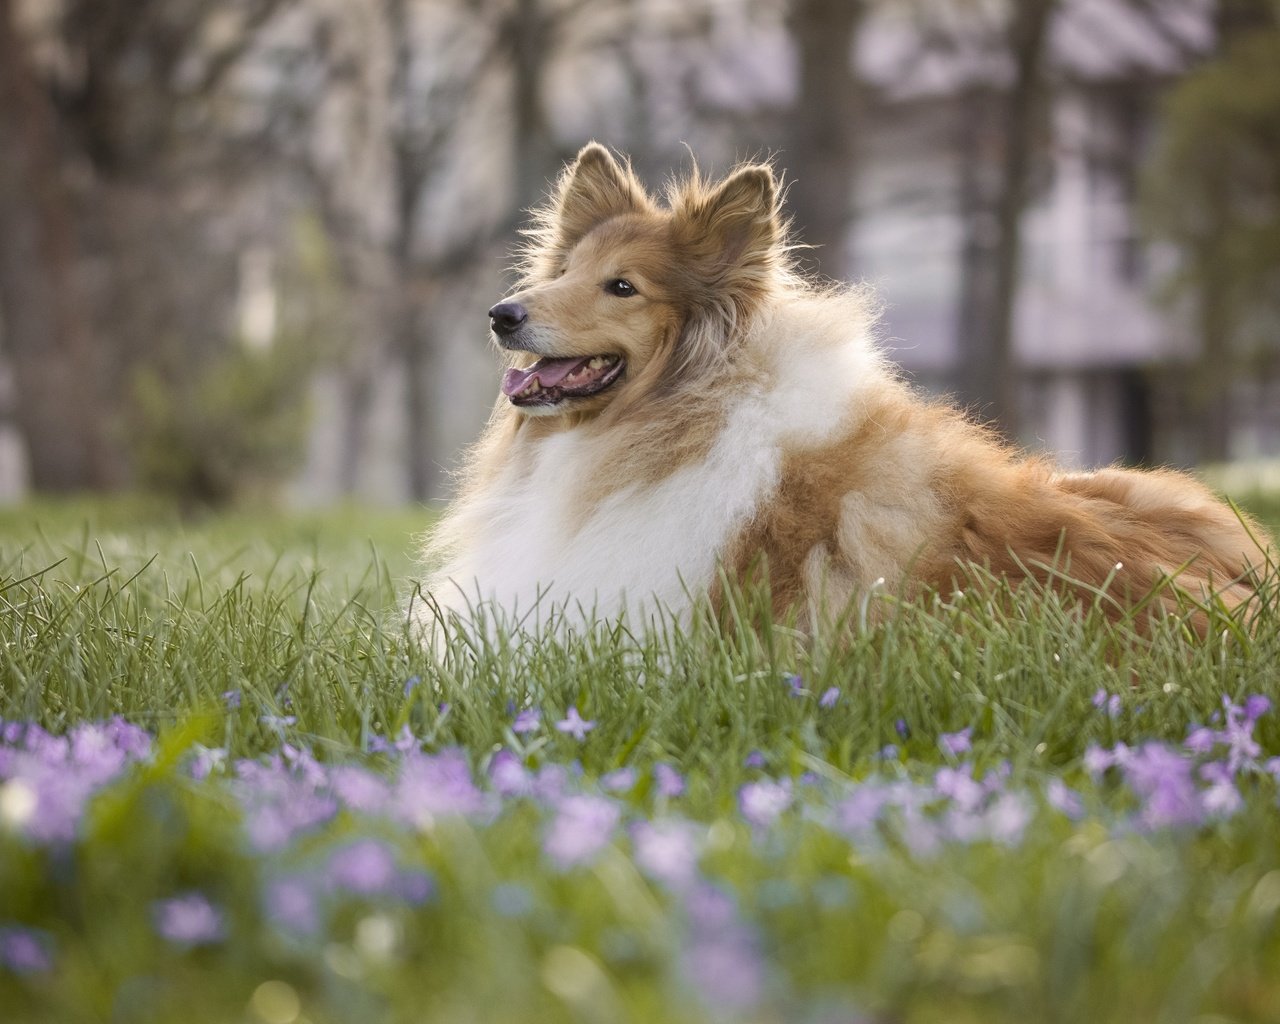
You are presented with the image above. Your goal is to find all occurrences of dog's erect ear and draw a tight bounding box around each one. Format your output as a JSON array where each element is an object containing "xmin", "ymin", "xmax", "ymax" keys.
[
  {"xmin": 554, "ymin": 144, "xmax": 650, "ymax": 243},
  {"xmin": 693, "ymin": 166, "xmax": 779, "ymax": 269},
  {"xmin": 672, "ymin": 164, "xmax": 781, "ymax": 299},
  {"xmin": 520, "ymin": 144, "xmax": 650, "ymax": 282}
]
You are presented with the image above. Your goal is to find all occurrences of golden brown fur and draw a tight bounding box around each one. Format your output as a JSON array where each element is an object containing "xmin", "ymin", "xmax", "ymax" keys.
[
  {"xmin": 421, "ymin": 143, "xmax": 1274, "ymax": 635},
  {"xmin": 728, "ymin": 382, "xmax": 1270, "ymax": 632}
]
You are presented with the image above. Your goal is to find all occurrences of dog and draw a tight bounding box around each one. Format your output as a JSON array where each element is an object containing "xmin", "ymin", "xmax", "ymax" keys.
[{"xmin": 417, "ymin": 143, "xmax": 1273, "ymax": 636}]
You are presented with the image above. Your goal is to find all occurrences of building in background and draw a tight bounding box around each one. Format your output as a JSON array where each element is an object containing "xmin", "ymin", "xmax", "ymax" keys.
[{"xmin": 851, "ymin": 0, "xmax": 1271, "ymax": 469}]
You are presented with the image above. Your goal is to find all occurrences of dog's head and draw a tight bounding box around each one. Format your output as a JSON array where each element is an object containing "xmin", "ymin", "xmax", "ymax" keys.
[{"xmin": 489, "ymin": 144, "xmax": 787, "ymax": 419}]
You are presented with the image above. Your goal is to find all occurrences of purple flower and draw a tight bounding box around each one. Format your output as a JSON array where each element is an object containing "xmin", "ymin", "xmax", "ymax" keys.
[
  {"xmin": 632, "ymin": 819, "xmax": 701, "ymax": 888},
  {"xmin": 281, "ymin": 744, "xmax": 326, "ymax": 786},
  {"xmin": 1083, "ymin": 744, "xmax": 1114, "ymax": 777},
  {"xmin": 983, "ymin": 760, "xmax": 1013, "ymax": 792},
  {"xmin": 512, "ymin": 709, "xmax": 541, "ymax": 734},
  {"xmin": 329, "ymin": 840, "xmax": 398, "ymax": 896},
  {"xmin": 532, "ymin": 763, "xmax": 575, "ymax": 803},
  {"xmin": 819, "ymin": 687, "xmax": 841, "ymax": 709},
  {"xmin": 153, "ymin": 893, "xmax": 225, "ymax": 947},
  {"xmin": 983, "ymin": 792, "xmax": 1032, "ymax": 845},
  {"xmin": 543, "ymin": 796, "xmax": 620, "ymax": 868},
  {"xmin": 68, "ymin": 722, "xmax": 135, "ymax": 777},
  {"xmin": 1184, "ymin": 727, "xmax": 1217, "ymax": 754},
  {"xmin": 738, "ymin": 779, "xmax": 792, "ymax": 828},
  {"xmin": 1244, "ymin": 695, "xmax": 1272, "ymax": 722},
  {"xmin": 264, "ymin": 877, "xmax": 319, "ymax": 935},
  {"xmin": 0, "ymin": 719, "xmax": 149, "ymax": 844},
  {"xmin": 0, "ymin": 926, "xmax": 53, "ymax": 974},
  {"xmin": 600, "ymin": 767, "xmax": 637, "ymax": 793},
  {"xmin": 234, "ymin": 758, "xmax": 338, "ymax": 851},
  {"xmin": 784, "ymin": 674, "xmax": 804, "ymax": 697},
  {"xmin": 403, "ymin": 676, "xmax": 422, "ymax": 698},
  {"xmin": 489, "ymin": 751, "xmax": 533, "ymax": 797},
  {"xmin": 393, "ymin": 748, "xmax": 488, "ymax": 825},
  {"xmin": 1202, "ymin": 781, "xmax": 1243, "ymax": 817},
  {"xmin": 1221, "ymin": 703, "xmax": 1263, "ymax": 772},
  {"xmin": 369, "ymin": 724, "xmax": 419, "ymax": 756},
  {"xmin": 934, "ymin": 765, "xmax": 984, "ymax": 811},
  {"xmin": 1045, "ymin": 778, "xmax": 1084, "ymax": 819},
  {"xmin": 654, "ymin": 763, "xmax": 686, "ymax": 798},
  {"xmin": 833, "ymin": 785, "xmax": 891, "ymax": 833},
  {"xmin": 329, "ymin": 765, "xmax": 390, "ymax": 814},
  {"xmin": 222, "ymin": 689, "xmax": 242, "ymax": 710},
  {"xmin": 1123, "ymin": 743, "xmax": 1203, "ymax": 829},
  {"xmin": 1092, "ymin": 689, "xmax": 1122, "ymax": 717},
  {"xmin": 259, "ymin": 714, "xmax": 296, "ymax": 737},
  {"xmin": 894, "ymin": 718, "xmax": 910, "ymax": 740},
  {"xmin": 743, "ymin": 751, "xmax": 767, "ymax": 770},
  {"xmin": 103, "ymin": 717, "xmax": 151, "ymax": 759},
  {"xmin": 1199, "ymin": 762, "xmax": 1243, "ymax": 817},
  {"xmin": 555, "ymin": 707, "xmax": 596, "ymax": 742},
  {"xmin": 939, "ymin": 728, "xmax": 972, "ymax": 758}
]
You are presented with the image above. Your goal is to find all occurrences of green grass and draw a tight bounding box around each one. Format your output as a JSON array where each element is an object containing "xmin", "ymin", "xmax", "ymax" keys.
[{"xmin": 2, "ymin": 497, "xmax": 1280, "ymax": 1023}]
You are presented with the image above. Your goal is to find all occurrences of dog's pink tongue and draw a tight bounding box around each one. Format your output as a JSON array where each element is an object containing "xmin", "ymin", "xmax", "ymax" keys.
[{"xmin": 501, "ymin": 356, "xmax": 587, "ymax": 397}]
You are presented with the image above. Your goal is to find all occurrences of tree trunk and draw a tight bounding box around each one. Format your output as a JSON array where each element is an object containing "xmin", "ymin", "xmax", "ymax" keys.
[
  {"xmin": 1186, "ymin": 0, "xmax": 1279, "ymax": 462},
  {"xmin": 955, "ymin": 0, "xmax": 1057, "ymax": 439},
  {"xmin": 1191, "ymin": 244, "xmax": 1234, "ymax": 463},
  {"xmin": 785, "ymin": 0, "xmax": 865, "ymax": 281},
  {"xmin": 954, "ymin": 88, "xmax": 1000, "ymax": 422},
  {"xmin": 0, "ymin": 0, "xmax": 113, "ymax": 490},
  {"xmin": 509, "ymin": 0, "xmax": 560, "ymax": 214}
]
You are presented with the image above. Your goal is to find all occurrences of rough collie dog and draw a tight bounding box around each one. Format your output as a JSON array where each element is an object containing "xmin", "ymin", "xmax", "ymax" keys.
[{"xmin": 417, "ymin": 143, "xmax": 1272, "ymax": 636}]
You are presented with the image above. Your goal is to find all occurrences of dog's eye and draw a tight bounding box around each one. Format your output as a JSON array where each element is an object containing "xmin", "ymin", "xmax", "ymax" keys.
[{"xmin": 604, "ymin": 278, "xmax": 637, "ymax": 298}]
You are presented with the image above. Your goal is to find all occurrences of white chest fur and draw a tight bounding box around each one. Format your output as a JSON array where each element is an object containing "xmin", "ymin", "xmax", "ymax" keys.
[{"xmin": 430, "ymin": 425, "xmax": 779, "ymax": 629}]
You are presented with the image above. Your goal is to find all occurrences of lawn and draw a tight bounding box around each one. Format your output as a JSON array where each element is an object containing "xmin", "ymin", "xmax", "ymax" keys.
[{"xmin": 2, "ymin": 496, "xmax": 1279, "ymax": 1024}]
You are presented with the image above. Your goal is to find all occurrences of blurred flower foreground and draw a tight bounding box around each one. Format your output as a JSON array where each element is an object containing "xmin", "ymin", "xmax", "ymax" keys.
[{"xmin": 1, "ymin": 693, "xmax": 1278, "ymax": 1021}]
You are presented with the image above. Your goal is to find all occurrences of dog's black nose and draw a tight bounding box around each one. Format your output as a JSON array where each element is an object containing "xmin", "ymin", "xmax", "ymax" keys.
[{"xmin": 488, "ymin": 301, "xmax": 528, "ymax": 337}]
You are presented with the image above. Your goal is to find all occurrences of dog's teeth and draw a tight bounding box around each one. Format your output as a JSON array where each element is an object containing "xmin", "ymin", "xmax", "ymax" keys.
[{"xmin": 588, "ymin": 357, "xmax": 605, "ymax": 369}]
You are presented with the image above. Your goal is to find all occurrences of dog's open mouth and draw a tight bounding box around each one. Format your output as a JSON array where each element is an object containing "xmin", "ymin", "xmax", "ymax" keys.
[{"xmin": 501, "ymin": 354, "xmax": 625, "ymax": 407}]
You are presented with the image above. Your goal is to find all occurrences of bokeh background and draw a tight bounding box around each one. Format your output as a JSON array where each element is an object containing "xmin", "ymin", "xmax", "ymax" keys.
[{"xmin": 0, "ymin": 0, "xmax": 1277, "ymax": 509}]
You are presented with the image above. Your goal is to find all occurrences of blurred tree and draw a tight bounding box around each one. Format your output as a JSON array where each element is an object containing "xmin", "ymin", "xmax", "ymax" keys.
[
  {"xmin": 388, "ymin": 0, "xmax": 503, "ymax": 502},
  {"xmin": 0, "ymin": 0, "xmax": 109, "ymax": 489},
  {"xmin": 507, "ymin": 0, "xmax": 569, "ymax": 212},
  {"xmin": 785, "ymin": 0, "xmax": 867, "ymax": 281},
  {"xmin": 0, "ymin": 0, "xmax": 297, "ymax": 496},
  {"xmin": 952, "ymin": 0, "xmax": 1058, "ymax": 440},
  {"xmin": 1142, "ymin": 0, "xmax": 1280, "ymax": 462}
]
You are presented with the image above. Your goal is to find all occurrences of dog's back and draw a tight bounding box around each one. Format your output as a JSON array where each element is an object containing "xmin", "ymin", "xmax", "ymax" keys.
[{"xmin": 725, "ymin": 378, "xmax": 1271, "ymax": 632}]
